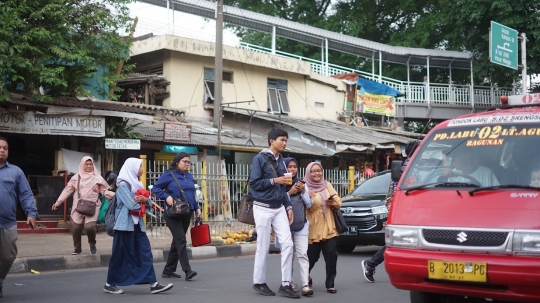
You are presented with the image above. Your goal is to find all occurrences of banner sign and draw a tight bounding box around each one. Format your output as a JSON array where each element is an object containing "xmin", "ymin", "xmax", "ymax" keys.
[
  {"xmin": 105, "ymin": 138, "xmax": 141, "ymax": 150},
  {"xmin": 356, "ymin": 90, "xmax": 396, "ymax": 117},
  {"xmin": 163, "ymin": 123, "xmax": 192, "ymax": 142},
  {"xmin": 0, "ymin": 110, "xmax": 105, "ymax": 137}
]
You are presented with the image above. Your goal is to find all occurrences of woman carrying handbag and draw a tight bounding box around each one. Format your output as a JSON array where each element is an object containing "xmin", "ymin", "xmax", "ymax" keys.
[
  {"xmin": 152, "ymin": 152, "xmax": 201, "ymax": 281},
  {"xmin": 304, "ymin": 162, "xmax": 342, "ymax": 294},
  {"xmin": 53, "ymin": 156, "xmax": 114, "ymax": 255}
]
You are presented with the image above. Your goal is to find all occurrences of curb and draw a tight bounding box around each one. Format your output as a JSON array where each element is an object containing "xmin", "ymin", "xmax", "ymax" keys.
[{"xmin": 9, "ymin": 244, "xmax": 257, "ymax": 274}]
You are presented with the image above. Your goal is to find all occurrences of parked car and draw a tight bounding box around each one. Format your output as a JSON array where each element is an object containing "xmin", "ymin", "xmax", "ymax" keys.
[{"xmin": 336, "ymin": 170, "xmax": 390, "ymax": 253}]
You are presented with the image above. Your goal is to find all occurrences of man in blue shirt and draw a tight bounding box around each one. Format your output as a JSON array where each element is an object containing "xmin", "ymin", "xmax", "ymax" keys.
[{"xmin": 0, "ymin": 137, "xmax": 38, "ymax": 298}]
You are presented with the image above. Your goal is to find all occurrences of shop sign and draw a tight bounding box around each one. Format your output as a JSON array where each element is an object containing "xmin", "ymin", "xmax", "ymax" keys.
[
  {"xmin": 105, "ymin": 138, "xmax": 141, "ymax": 150},
  {"xmin": 357, "ymin": 91, "xmax": 396, "ymax": 117},
  {"xmin": 0, "ymin": 110, "xmax": 105, "ymax": 137},
  {"xmin": 163, "ymin": 123, "xmax": 192, "ymax": 142},
  {"xmin": 448, "ymin": 114, "xmax": 540, "ymax": 126}
]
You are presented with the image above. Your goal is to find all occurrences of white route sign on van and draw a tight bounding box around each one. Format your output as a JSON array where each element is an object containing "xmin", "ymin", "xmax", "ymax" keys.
[{"xmin": 448, "ymin": 114, "xmax": 540, "ymax": 127}]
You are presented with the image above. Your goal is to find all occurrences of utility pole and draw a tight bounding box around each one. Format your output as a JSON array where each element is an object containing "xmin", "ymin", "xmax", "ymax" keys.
[
  {"xmin": 213, "ymin": 0, "xmax": 223, "ymax": 129},
  {"xmin": 520, "ymin": 33, "xmax": 527, "ymax": 93},
  {"xmin": 214, "ymin": 0, "xmax": 224, "ymax": 168}
]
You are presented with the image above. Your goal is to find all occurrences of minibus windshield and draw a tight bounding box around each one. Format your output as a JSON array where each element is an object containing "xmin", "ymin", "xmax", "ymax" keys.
[{"xmin": 401, "ymin": 121, "xmax": 540, "ymax": 190}]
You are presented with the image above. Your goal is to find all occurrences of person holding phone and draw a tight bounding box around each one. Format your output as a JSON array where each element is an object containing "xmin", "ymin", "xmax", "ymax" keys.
[
  {"xmin": 304, "ymin": 162, "xmax": 342, "ymax": 294},
  {"xmin": 282, "ymin": 158, "xmax": 313, "ymax": 296}
]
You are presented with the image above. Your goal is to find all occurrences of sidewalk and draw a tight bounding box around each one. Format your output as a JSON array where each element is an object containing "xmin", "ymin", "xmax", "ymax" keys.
[{"xmin": 10, "ymin": 229, "xmax": 257, "ymax": 274}]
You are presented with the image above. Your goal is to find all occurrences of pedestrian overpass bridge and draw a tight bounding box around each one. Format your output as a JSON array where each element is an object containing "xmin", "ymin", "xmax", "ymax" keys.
[
  {"xmin": 138, "ymin": 0, "xmax": 516, "ymax": 122},
  {"xmin": 239, "ymin": 43, "xmax": 514, "ymax": 122}
]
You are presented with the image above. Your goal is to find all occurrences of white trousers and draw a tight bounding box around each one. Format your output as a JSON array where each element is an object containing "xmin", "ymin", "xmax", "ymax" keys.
[
  {"xmin": 292, "ymin": 235, "xmax": 309, "ymax": 287},
  {"xmin": 253, "ymin": 205, "xmax": 293, "ymax": 284}
]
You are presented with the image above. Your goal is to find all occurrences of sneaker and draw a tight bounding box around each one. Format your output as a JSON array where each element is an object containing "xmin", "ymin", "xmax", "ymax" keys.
[
  {"xmin": 162, "ymin": 271, "xmax": 182, "ymax": 279},
  {"xmin": 185, "ymin": 270, "xmax": 197, "ymax": 281},
  {"xmin": 361, "ymin": 260, "xmax": 376, "ymax": 282},
  {"xmin": 90, "ymin": 245, "xmax": 97, "ymax": 255},
  {"xmin": 103, "ymin": 284, "xmax": 124, "ymax": 294},
  {"xmin": 253, "ymin": 283, "xmax": 275, "ymax": 296},
  {"xmin": 151, "ymin": 283, "xmax": 174, "ymax": 294},
  {"xmin": 278, "ymin": 285, "xmax": 301, "ymax": 298},
  {"xmin": 72, "ymin": 249, "xmax": 82, "ymax": 255}
]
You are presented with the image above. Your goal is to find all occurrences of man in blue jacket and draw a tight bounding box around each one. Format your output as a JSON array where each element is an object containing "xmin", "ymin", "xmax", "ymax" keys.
[
  {"xmin": 251, "ymin": 128, "xmax": 299, "ymax": 299},
  {"xmin": 0, "ymin": 137, "xmax": 37, "ymax": 298}
]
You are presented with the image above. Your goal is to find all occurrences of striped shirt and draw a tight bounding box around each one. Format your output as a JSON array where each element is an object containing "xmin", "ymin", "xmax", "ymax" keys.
[{"xmin": 0, "ymin": 162, "xmax": 37, "ymax": 228}]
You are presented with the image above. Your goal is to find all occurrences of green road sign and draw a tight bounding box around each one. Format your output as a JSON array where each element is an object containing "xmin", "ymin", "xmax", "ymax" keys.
[{"xmin": 490, "ymin": 21, "xmax": 518, "ymax": 70}]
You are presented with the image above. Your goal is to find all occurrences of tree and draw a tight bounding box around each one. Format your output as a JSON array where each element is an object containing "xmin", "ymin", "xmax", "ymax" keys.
[
  {"xmin": 404, "ymin": 121, "xmax": 439, "ymax": 134},
  {"xmin": 0, "ymin": 0, "xmax": 135, "ymax": 101}
]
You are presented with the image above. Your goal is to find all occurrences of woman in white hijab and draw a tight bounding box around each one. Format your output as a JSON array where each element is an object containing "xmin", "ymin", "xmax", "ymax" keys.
[{"xmin": 103, "ymin": 158, "xmax": 173, "ymax": 295}]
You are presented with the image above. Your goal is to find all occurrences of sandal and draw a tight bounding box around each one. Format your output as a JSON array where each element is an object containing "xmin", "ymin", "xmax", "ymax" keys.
[
  {"xmin": 291, "ymin": 284, "xmax": 298, "ymax": 292},
  {"xmin": 327, "ymin": 288, "xmax": 337, "ymax": 294},
  {"xmin": 302, "ymin": 286, "xmax": 313, "ymax": 296}
]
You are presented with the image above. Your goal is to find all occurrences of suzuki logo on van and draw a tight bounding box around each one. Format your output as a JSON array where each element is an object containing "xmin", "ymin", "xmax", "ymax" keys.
[
  {"xmin": 510, "ymin": 193, "xmax": 539, "ymax": 198},
  {"xmin": 457, "ymin": 232, "xmax": 468, "ymax": 243}
]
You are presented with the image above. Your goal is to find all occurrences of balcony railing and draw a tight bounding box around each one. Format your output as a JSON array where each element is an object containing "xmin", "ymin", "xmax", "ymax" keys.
[{"xmin": 238, "ymin": 42, "xmax": 514, "ymax": 108}]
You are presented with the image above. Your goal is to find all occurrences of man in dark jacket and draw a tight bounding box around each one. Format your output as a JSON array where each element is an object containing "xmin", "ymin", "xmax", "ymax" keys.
[{"xmin": 251, "ymin": 128, "xmax": 298, "ymax": 299}]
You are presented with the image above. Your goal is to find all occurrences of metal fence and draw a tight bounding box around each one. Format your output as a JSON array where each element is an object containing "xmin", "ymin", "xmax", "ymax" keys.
[{"xmin": 145, "ymin": 161, "xmax": 366, "ymax": 236}]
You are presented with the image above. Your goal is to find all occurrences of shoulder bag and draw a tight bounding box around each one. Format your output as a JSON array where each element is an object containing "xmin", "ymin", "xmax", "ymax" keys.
[
  {"xmin": 327, "ymin": 182, "xmax": 348, "ymax": 234},
  {"xmin": 167, "ymin": 170, "xmax": 192, "ymax": 218},
  {"xmin": 238, "ymin": 155, "xmax": 279, "ymax": 226},
  {"xmin": 75, "ymin": 174, "xmax": 98, "ymax": 216}
]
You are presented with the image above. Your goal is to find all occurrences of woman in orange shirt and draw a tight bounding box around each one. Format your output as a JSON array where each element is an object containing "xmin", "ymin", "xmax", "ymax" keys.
[{"xmin": 304, "ymin": 162, "xmax": 342, "ymax": 294}]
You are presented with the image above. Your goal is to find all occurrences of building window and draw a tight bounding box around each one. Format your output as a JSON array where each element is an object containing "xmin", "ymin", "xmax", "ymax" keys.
[
  {"xmin": 204, "ymin": 67, "xmax": 233, "ymax": 104},
  {"xmin": 267, "ymin": 78, "xmax": 290, "ymax": 114},
  {"xmin": 315, "ymin": 102, "xmax": 324, "ymax": 108}
]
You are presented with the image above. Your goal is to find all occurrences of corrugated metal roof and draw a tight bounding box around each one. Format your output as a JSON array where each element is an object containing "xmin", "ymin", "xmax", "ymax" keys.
[
  {"xmin": 223, "ymin": 108, "xmax": 421, "ymax": 147},
  {"xmin": 6, "ymin": 93, "xmax": 185, "ymax": 116},
  {"xmin": 140, "ymin": 0, "xmax": 472, "ymax": 69},
  {"xmin": 130, "ymin": 118, "xmax": 328, "ymax": 156}
]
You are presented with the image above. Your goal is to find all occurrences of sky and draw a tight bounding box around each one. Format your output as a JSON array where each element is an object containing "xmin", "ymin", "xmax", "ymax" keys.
[{"xmin": 128, "ymin": 2, "xmax": 240, "ymax": 46}]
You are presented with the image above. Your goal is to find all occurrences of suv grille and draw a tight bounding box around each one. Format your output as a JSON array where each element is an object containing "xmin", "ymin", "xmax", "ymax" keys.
[{"xmin": 422, "ymin": 229, "xmax": 508, "ymax": 247}]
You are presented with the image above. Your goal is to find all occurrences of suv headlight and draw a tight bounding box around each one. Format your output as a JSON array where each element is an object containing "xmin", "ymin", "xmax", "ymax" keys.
[
  {"xmin": 371, "ymin": 206, "xmax": 388, "ymax": 215},
  {"xmin": 386, "ymin": 226, "xmax": 420, "ymax": 247},
  {"xmin": 513, "ymin": 230, "xmax": 540, "ymax": 254}
]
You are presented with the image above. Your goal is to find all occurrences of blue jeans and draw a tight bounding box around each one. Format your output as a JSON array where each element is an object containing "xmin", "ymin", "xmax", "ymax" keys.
[{"xmin": 366, "ymin": 245, "xmax": 385, "ymax": 268}]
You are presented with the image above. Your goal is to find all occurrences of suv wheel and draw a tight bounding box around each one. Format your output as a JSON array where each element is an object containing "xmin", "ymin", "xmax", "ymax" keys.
[{"xmin": 336, "ymin": 243, "xmax": 356, "ymax": 253}]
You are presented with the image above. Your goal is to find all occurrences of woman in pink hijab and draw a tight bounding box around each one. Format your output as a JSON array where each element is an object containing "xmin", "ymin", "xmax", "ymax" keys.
[
  {"xmin": 304, "ymin": 162, "xmax": 342, "ymax": 294},
  {"xmin": 53, "ymin": 156, "xmax": 113, "ymax": 255}
]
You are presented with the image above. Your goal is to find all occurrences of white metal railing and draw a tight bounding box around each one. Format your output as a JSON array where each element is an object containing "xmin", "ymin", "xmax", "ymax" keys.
[{"xmin": 238, "ymin": 42, "xmax": 514, "ymax": 107}]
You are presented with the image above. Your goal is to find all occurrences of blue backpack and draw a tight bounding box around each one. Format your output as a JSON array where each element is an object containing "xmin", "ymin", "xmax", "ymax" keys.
[{"xmin": 105, "ymin": 182, "xmax": 130, "ymax": 237}]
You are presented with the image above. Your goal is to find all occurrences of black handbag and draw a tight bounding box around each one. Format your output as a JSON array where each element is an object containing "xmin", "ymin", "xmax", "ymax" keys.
[
  {"xmin": 167, "ymin": 170, "xmax": 191, "ymax": 217},
  {"xmin": 332, "ymin": 207, "xmax": 348, "ymax": 234}
]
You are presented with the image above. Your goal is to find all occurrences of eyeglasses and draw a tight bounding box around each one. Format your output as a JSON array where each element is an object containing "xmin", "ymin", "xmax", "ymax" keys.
[
  {"xmin": 310, "ymin": 170, "xmax": 322, "ymax": 174},
  {"xmin": 181, "ymin": 160, "xmax": 191, "ymax": 164}
]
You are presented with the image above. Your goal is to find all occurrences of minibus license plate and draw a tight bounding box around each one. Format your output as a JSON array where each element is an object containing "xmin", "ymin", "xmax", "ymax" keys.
[{"xmin": 428, "ymin": 260, "xmax": 487, "ymax": 282}]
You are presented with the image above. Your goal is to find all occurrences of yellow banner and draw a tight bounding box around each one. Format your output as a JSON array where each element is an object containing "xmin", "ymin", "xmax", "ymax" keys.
[{"xmin": 357, "ymin": 91, "xmax": 396, "ymax": 117}]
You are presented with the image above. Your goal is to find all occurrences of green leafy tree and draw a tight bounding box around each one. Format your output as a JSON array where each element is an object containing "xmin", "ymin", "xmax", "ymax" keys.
[{"xmin": 0, "ymin": 0, "xmax": 135, "ymax": 101}]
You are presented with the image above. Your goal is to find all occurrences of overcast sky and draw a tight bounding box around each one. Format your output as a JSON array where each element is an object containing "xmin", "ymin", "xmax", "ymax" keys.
[{"xmin": 128, "ymin": 2, "xmax": 240, "ymax": 46}]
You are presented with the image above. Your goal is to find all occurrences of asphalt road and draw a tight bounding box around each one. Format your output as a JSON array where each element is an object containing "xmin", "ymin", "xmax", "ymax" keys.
[{"xmin": 3, "ymin": 246, "xmax": 409, "ymax": 303}]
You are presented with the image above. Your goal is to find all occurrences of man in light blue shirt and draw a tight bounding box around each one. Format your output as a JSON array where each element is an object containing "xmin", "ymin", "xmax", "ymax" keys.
[{"xmin": 0, "ymin": 137, "xmax": 37, "ymax": 298}]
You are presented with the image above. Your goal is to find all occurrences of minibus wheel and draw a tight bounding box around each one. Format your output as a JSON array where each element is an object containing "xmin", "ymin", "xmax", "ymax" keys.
[{"xmin": 410, "ymin": 291, "xmax": 442, "ymax": 303}]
